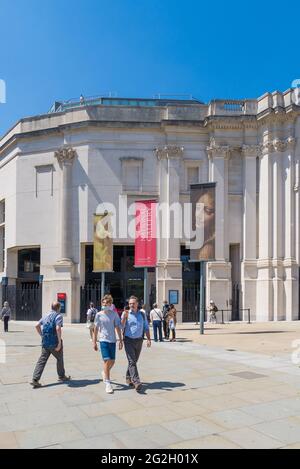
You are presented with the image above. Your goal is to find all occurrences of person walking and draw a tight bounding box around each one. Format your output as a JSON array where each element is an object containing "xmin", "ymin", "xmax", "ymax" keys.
[
  {"xmin": 86, "ymin": 302, "xmax": 97, "ymax": 341},
  {"xmin": 30, "ymin": 301, "xmax": 71, "ymax": 388},
  {"xmin": 208, "ymin": 300, "xmax": 218, "ymax": 323},
  {"xmin": 93, "ymin": 294, "xmax": 123, "ymax": 394},
  {"xmin": 150, "ymin": 303, "xmax": 163, "ymax": 342},
  {"xmin": 162, "ymin": 301, "xmax": 170, "ymax": 339},
  {"xmin": 167, "ymin": 304, "xmax": 177, "ymax": 342},
  {"xmin": 121, "ymin": 295, "xmax": 151, "ymax": 391},
  {"xmin": 1, "ymin": 301, "xmax": 11, "ymax": 332}
]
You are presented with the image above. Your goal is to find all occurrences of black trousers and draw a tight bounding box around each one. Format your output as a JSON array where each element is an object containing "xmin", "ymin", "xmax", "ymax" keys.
[
  {"xmin": 3, "ymin": 317, "xmax": 9, "ymax": 332},
  {"xmin": 163, "ymin": 320, "xmax": 169, "ymax": 338}
]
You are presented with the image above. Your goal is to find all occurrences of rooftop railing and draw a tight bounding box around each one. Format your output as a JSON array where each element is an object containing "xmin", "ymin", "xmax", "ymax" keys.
[{"xmin": 48, "ymin": 94, "xmax": 203, "ymax": 113}]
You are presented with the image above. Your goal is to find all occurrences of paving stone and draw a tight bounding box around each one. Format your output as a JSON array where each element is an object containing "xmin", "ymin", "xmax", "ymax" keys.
[
  {"xmin": 205, "ymin": 409, "xmax": 263, "ymax": 430},
  {"xmin": 252, "ymin": 418, "xmax": 300, "ymax": 445},
  {"xmin": 162, "ymin": 417, "xmax": 226, "ymax": 440},
  {"xmin": 114, "ymin": 425, "xmax": 181, "ymax": 448},
  {"xmin": 15, "ymin": 423, "xmax": 84, "ymax": 449},
  {"xmin": 220, "ymin": 428, "xmax": 283, "ymax": 449},
  {"xmin": 73, "ymin": 414, "xmax": 129, "ymax": 438}
]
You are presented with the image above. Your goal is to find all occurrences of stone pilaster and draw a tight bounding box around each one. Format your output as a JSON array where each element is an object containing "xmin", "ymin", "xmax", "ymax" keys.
[
  {"xmin": 44, "ymin": 146, "xmax": 79, "ymax": 322},
  {"xmin": 55, "ymin": 147, "xmax": 76, "ymax": 262},
  {"xmin": 241, "ymin": 145, "xmax": 259, "ymax": 320},
  {"xmin": 206, "ymin": 139, "xmax": 231, "ymax": 310},
  {"xmin": 155, "ymin": 145, "xmax": 184, "ymax": 321},
  {"xmin": 257, "ymin": 140, "xmax": 274, "ymax": 321},
  {"xmin": 283, "ymin": 137, "xmax": 298, "ymax": 320},
  {"xmin": 272, "ymin": 139, "xmax": 285, "ymax": 320}
]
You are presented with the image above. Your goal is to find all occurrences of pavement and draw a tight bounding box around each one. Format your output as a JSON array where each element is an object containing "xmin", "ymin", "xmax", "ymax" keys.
[{"xmin": 1, "ymin": 320, "xmax": 300, "ymax": 449}]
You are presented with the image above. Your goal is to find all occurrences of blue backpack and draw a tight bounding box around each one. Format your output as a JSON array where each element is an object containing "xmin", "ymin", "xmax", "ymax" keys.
[{"xmin": 42, "ymin": 313, "xmax": 59, "ymax": 349}]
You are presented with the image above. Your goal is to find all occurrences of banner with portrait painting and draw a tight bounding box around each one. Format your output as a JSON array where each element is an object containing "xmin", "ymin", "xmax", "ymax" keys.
[
  {"xmin": 190, "ymin": 183, "xmax": 216, "ymax": 261},
  {"xmin": 93, "ymin": 213, "xmax": 113, "ymax": 272}
]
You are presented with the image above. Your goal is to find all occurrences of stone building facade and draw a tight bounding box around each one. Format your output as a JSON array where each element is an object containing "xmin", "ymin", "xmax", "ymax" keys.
[{"xmin": 0, "ymin": 90, "xmax": 299, "ymax": 322}]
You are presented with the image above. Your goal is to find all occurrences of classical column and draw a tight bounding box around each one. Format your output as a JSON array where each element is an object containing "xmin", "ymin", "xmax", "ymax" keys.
[
  {"xmin": 272, "ymin": 139, "xmax": 285, "ymax": 321},
  {"xmin": 54, "ymin": 147, "xmax": 76, "ymax": 262},
  {"xmin": 45, "ymin": 146, "xmax": 78, "ymax": 323},
  {"xmin": 206, "ymin": 139, "xmax": 231, "ymax": 311},
  {"xmin": 283, "ymin": 136, "xmax": 298, "ymax": 320},
  {"xmin": 155, "ymin": 145, "xmax": 184, "ymax": 321},
  {"xmin": 257, "ymin": 140, "xmax": 273, "ymax": 321},
  {"xmin": 241, "ymin": 145, "xmax": 259, "ymax": 320}
]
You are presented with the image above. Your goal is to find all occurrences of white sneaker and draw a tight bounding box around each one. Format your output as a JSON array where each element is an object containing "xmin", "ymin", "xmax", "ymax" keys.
[{"xmin": 105, "ymin": 382, "xmax": 114, "ymax": 394}]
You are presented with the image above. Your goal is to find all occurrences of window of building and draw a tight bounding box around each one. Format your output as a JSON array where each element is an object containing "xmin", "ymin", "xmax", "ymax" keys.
[
  {"xmin": 184, "ymin": 163, "xmax": 201, "ymax": 191},
  {"xmin": 0, "ymin": 200, "xmax": 5, "ymax": 272},
  {"xmin": 120, "ymin": 158, "xmax": 143, "ymax": 192},
  {"xmin": 18, "ymin": 248, "xmax": 40, "ymax": 278},
  {"xmin": 35, "ymin": 165, "xmax": 54, "ymax": 197}
]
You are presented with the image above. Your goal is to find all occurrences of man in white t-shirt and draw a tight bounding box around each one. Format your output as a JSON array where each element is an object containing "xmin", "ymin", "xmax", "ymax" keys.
[{"xmin": 150, "ymin": 303, "xmax": 163, "ymax": 342}]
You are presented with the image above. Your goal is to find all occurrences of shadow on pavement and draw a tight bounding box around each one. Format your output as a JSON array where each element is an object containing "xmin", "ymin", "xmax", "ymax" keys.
[
  {"xmin": 111, "ymin": 380, "xmax": 186, "ymax": 395},
  {"xmin": 41, "ymin": 379, "xmax": 100, "ymax": 389}
]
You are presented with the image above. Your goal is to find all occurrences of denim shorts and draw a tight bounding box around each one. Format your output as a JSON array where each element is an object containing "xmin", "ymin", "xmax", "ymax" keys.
[{"xmin": 100, "ymin": 341, "xmax": 116, "ymax": 361}]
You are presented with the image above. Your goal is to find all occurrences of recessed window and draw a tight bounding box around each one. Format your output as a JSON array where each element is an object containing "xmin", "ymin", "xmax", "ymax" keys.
[{"xmin": 120, "ymin": 158, "xmax": 143, "ymax": 192}]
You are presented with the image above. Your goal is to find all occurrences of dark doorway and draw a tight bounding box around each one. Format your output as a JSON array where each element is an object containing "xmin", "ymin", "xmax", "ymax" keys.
[
  {"xmin": 2, "ymin": 283, "xmax": 42, "ymax": 321},
  {"xmin": 181, "ymin": 247, "xmax": 202, "ymax": 322},
  {"xmin": 82, "ymin": 245, "xmax": 146, "ymax": 321},
  {"xmin": 230, "ymin": 244, "xmax": 241, "ymax": 320}
]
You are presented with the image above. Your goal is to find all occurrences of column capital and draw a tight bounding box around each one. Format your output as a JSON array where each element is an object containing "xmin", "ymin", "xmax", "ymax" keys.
[
  {"xmin": 55, "ymin": 147, "xmax": 77, "ymax": 166},
  {"xmin": 206, "ymin": 138, "xmax": 230, "ymax": 159},
  {"xmin": 242, "ymin": 144, "xmax": 260, "ymax": 157},
  {"xmin": 259, "ymin": 136, "xmax": 296, "ymax": 157},
  {"xmin": 155, "ymin": 145, "xmax": 184, "ymax": 160}
]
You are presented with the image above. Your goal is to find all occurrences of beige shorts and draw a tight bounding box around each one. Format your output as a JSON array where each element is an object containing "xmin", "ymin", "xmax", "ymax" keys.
[{"xmin": 86, "ymin": 322, "xmax": 95, "ymax": 330}]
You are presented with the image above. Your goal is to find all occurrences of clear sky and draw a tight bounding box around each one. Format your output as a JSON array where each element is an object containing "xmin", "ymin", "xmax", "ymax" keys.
[{"xmin": 0, "ymin": 0, "xmax": 299, "ymax": 136}]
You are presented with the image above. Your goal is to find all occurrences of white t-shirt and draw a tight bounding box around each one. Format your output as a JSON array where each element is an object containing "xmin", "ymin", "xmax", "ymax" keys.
[{"xmin": 150, "ymin": 308, "xmax": 163, "ymax": 322}]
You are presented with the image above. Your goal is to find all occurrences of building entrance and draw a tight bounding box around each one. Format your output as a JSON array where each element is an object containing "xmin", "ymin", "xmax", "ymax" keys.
[{"xmin": 81, "ymin": 245, "xmax": 155, "ymax": 321}]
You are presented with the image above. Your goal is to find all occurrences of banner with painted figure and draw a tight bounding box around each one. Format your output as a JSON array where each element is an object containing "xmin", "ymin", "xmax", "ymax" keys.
[
  {"xmin": 190, "ymin": 183, "xmax": 216, "ymax": 261},
  {"xmin": 93, "ymin": 213, "xmax": 113, "ymax": 272},
  {"xmin": 135, "ymin": 200, "xmax": 157, "ymax": 267}
]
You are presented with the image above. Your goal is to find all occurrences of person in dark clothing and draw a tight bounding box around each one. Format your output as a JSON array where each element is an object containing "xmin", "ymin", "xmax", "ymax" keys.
[
  {"xmin": 162, "ymin": 301, "xmax": 170, "ymax": 339},
  {"xmin": 1, "ymin": 302, "xmax": 11, "ymax": 332}
]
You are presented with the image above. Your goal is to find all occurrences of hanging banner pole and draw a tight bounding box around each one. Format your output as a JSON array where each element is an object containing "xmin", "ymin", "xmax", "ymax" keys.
[
  {"xmin": 101, "ymin": 272, "xmax": 105, "ymax": 299},
  {"xmin": 144, "ymin": 267, "xmax": 148, "ymax": 308},
  {"xmin": 199, "ymin": 261, "xmax": 206, "ymax": 335}
]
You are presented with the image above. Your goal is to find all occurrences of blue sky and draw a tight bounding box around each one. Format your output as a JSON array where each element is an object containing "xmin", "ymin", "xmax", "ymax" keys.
[{"xmin": 0, "ymin": 0, "xmax": 299, "ymax": 136}]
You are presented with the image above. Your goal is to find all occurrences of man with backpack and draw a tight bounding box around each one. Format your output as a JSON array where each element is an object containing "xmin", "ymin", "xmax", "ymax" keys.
[
  {"xmin": 30, "ymin": 301, "xmax": 71, "ymax": 389},
  {"xmin": 86, "ymin": 302, "xmax": 97, "ymax": 341}
]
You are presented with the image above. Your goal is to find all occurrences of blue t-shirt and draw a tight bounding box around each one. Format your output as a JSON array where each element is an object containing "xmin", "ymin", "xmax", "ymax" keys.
[{"xmin": 122, "ymin": 310, "xmax": 149, "ymax": 339}]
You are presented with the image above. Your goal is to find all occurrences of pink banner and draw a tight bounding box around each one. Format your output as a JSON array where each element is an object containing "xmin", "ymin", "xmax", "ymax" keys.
[{"xmin": 135, "ymin": 200, "xmax": 157, "ymax": 267}]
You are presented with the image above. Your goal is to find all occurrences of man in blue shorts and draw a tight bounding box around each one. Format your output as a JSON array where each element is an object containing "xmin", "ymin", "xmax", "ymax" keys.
[{"xmin": 93, "ymin": 294, "xmax": 123, "ymax": 394}]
